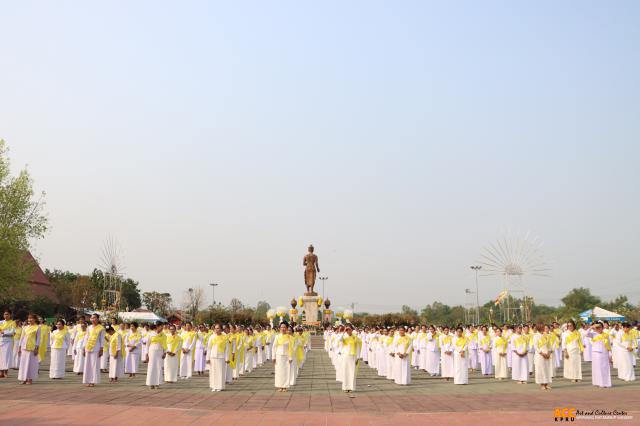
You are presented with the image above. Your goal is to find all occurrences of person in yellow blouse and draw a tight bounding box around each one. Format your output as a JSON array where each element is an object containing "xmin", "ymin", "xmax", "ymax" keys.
[
  {"xmin": 394, "ymin": 327, "xmax": 412, "ymax": 385},
  {"xmin": 339, "ymin": 324, "xmax": 361, "ymax": 392},
  {"xmin": 273, "ymin": 322, "xmax": 293, "ymax": 392},
  {"xmin": 164, "ymin": 324, "xmax": 182, "ymax": 383},
  {"xmin": 207, "ymin": 323, "xmax": 230, "ymax": 391},
  {"xmin": 0, "ymin": 310, "xmax": 17, "ymax": 378},
  {"xmin": 49, "ymin": 319, "xmax": 70, "ymax": 379},
  {"xmin": 18, "ymin": 314, "xmax": 41, "ymax": 384},
  {"xmin": 493, "ymin": 327, "xmax": 508, "ymax": 380},
  {"xmin": 145, "ymin": 323, "xmax": 167, "ymax": 389},
  {"xmin": 533, "ymin": 324, "xmax": 553, "ymax": 390}
]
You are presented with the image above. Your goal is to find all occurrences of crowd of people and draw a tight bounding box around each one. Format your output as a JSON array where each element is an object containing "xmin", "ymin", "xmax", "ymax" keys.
[
  {"xmin": 324, "ymin": 320, "xmax": 639, "ymax": 392},
  {"xmin": 0, "ymin": 311, "xmax": 310, "ymax": 392},
  {"xmin": 1, "ymin": 309, "xmax": 639, "ymax": 394}
]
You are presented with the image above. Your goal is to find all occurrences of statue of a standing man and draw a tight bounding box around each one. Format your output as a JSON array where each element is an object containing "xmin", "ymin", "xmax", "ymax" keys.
[{"xmin": 303, "ymin": 245, "xmax": 320, "ymax": 294}]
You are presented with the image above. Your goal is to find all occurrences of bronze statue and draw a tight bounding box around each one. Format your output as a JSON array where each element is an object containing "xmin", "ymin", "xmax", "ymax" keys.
[{"xmin": 303, "ymin": 245, "xmax": 320, "ymax": 294}]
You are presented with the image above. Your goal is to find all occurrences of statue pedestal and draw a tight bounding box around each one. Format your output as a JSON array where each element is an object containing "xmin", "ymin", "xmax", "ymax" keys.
[{"xmin": 302, "ymin": 295, "xmax": 320, "ymax": 326}]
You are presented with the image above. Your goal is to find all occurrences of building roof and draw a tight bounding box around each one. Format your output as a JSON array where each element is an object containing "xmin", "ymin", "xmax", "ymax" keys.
[{"xmin": 24, "ymin": 251, "xmax": 59, "ymax": 303}]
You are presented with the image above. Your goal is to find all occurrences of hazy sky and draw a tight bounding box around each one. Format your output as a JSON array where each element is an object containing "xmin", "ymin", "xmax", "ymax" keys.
[{"xmin": 2, "ymin": 1, "xmax": 639, "ymax": 313}]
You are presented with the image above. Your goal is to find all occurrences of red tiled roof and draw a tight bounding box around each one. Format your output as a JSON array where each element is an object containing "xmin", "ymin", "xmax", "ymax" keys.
[{"xmin": 24, "ymin": 251, "xmax": 59, "ymax": 303}]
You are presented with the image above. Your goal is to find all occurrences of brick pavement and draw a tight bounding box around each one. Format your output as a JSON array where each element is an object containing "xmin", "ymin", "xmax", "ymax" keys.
[{"xmin": 0, "ymin": 349, "xmax": 638, "ymax": 425}]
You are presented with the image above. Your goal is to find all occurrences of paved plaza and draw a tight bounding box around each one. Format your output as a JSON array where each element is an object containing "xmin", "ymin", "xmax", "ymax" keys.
[{"xmin": 1, "ymin": 349, "xmax": 638, "ymax": 425}]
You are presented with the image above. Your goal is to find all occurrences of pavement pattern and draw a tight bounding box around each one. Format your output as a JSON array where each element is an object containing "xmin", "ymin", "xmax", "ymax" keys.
[{"xmin": 0, "ymin": 348, "xmax": 638, "ymax": 425}]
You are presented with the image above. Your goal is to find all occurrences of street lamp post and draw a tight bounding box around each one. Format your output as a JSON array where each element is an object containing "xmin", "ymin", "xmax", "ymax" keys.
[
  {"xmin": 209, "ymin": 283, "xmax": 219, "ymax": 323},
  {"xmin": 209, "ymin": 283, "xmax": 219, "ymax": 307},
  {"xmin": 470, "ymin": 265, "xmax": 482, "ymax": 324},
  {"xmin": 318, "ymin": 276, "xmax": 328, "ymax": 300}
]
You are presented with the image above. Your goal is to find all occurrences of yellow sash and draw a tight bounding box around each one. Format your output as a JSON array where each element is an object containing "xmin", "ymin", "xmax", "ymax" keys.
[
  {"xmin": 396, "ymin": 336, "xmax": 412, "ymax": 353},
  {"xmin": 441, "ymin": 335, "xmax": 452, "ymax": 346},
  {"xmin": 109, "ymin": 333, "xmax": 120, "ymax": 356},
  {"xmin": 51, "ymin": 330, "xmax": 66, "ymax": 349},
  {"xmin": 86, "ymin": 325, "xmax": 105, "ymax": 351},
  {"xmin": 480, "ymin": 335, "xmax": 491, "ymax": 347},
  {"xmin": 13, "ymin": 327, "xmax": 22, "ymax": 342},
  {"xmin": 150, "ymin": 333, "xmax": 167, "ymax": 350},
  {"xmin": 127, "ymin": 331, "xmax": 141, "ymax": 346},
  {"xmin": 621, "ymin": 332, "xmax": 638, "ymax": 348},
  {"xmin": 513, "ymin": 335, "xmax": 528, "ymax": 352},
  {"xmin": 24, "ymin": 325, "xmax": 39, "ymax": 351},
  {"xmin": 0, "ymin": 320, "xmax": 16, "ymax": 332},
  {"xmin": 343, "ymin": 335, "xmax": 361, "ymax": 356},
  {"xmin": 494, "ymin": 336, "xmax": 507, "ymax": 352},
  {"xmin": 210, "ymin": 334, "xmax": 228, "ymax": 354},
  {"xmin": 536, "ymin": 333, "xmax": 550, "ymax": 350},
  {"xmin": 38, "ymin": 325, "xmax": 49, "ymax": 361},
  {"xmin": 75, "ymin": 330, "xmax": 87, "ymax": 344},
  {"xmin": 274, "ymin": 334, "xmax": 293, "ymax": 358},
  {"xmin": 166, "ymin": 334, "xmax": 182, "ymax": 353},
  {"xmin": 295, "ymin": 335, "xmax": 305, "ymax": 362},
  {"xmin": 454, "ymin": 336, "xmax": 468, "ymax": 348},
  {"xmin": 592, "ymin": 333, "xmax": 611, "ymax": 351},
  {"xmin": 182, "ymin": 331, "xmax": 195, "ymax": 345},
  {"xmin": 564, "ymin": 330, "xmax": 584, "ymax": 351}
]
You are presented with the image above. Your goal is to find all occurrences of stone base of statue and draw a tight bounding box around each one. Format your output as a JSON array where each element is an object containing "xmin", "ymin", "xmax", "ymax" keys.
[{"xmin": 302, "ymin": 295, "xmax": 320, "ymax": 326}]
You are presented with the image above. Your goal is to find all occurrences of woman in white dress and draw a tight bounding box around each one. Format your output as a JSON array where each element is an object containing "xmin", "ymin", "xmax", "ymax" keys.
[
  {"xmin": 0, "ymin": 310, "xmax": 17, "ymax": 378},
  {"xmin": 207, "ymin": 323, "xmax": 230, "ymax": 391},
  {"xmin": 562, "ymin": 320, "xmax": 583, "ymax": 382},
  {"xmin": 339, "ymin": 324, "xmax": 361, "ymax": 392},
  {"xmin": 107, "ymin": 326, "xmax": 124, "ymax": 382},
  {"xmin": 145, "ymin": 324, "xmax": 166, "ymax": 389},
  {"xmin": 511, "ymin": 325, "xmax": 529, "ymax": 384},
  {"xmin": 615, "ymin": 323, "xmax": 637, "ymax": 382},
  {"xmin": 164, "ymin": 324, "xmax": 182, "ymax": 383},
  {"xmin": 478, "ymin": 326, "xmax": 493, "ymax": 376},
  {"xmin": 254, "ymin": 326, "xmax": 264, "ymax": 367},
  {"xmin": 17, "ymin": 314, "xmax": 41, "ymax": 385},
  {"xmin": 533, "ymin": 324, "xmax": 553, "ymax": 390},
  {"xmin": 49, "ymin": 320, "xmax": 70, "ymax": 379},
  {"xmin": 273, "ymin": 322, "xmax": 293, "ymax": 392},
  {"xmin": 73, "ymin": 322, "xmax": 87, "ymax": 375},
  {"xmin": 125, "ymin": 322, "xmax": 142, "ymax": 378},
  {"xmin": 82, "ymin": 314, "xmax": 105, "ymax": 387},
  {"xmin": 439, "ymin": 327, "xmax": 454, "ymax": 381},
  {"xmin": 425, "ymin": 326, "xmax": 440, "ymax": 376},
  {"xmin": 193, "ymin": 325, "xmax": 207, "ymax": 376},
  {"xmin": 493, "ymin": 328, "xmax": 508, "ymax": 380},
  {"xmin": 393, "ymin": 327, "xmax": 412, "ymax": 385},
  {"xmin": 452, "ymin": 327, "xmax": 469, "ymax": 385},
  {"xmin": 179, "ymin": 323, "xmax": 196, "ymax": 379}
]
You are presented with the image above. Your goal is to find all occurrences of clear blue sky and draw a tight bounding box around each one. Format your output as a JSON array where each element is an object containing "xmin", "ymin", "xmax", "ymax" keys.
[{"xmin": 2, "ymin": 1, "xmax": 639, "ymax": 312}]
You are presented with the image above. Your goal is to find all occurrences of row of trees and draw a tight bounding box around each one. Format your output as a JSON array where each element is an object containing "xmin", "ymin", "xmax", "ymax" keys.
[
  {"xmin": 46, "ymin": 268, "xmax": 143, "ymax": 314},
  {"xmin": 351, "ymin": 287, "xmax": 640, "ymax": 327}
]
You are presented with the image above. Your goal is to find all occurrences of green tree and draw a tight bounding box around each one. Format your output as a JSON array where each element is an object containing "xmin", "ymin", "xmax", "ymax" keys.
[
  {"xmin": 142, "ymin": 291, "xmax": 172, "ymax": 316},
  {"xmin": 401, "ymin": 305, "xmax": 418, "ymax": 316},
  {"xmin": 0, "ymin": 140, "xmax": 48, "ymax": 302},
  {"xmin": 561, "ymin": 287, "xmax": 601, "ymax": 314},
  {"xmin": 120, "ymin": 278, "xmax": 142, "ymax": 310},
  {"xmin": 45, "ymin": 269, "xmax": 78, "ymax": 307},
  {"xmin": 253, "ymin": 300, "xmax": 271, "ymax": 322}
]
